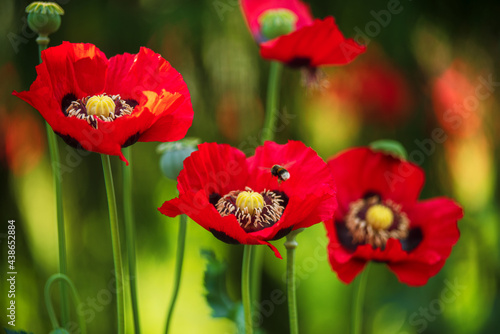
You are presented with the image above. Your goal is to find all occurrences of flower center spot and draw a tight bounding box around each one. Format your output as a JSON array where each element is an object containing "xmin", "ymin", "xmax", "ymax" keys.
[
  {"xmin": 345, "ymin": 196, "xmax": 409, "ymax": 248},
  {"xmin": 215, "ymin": 187, "xmax": 286, "ymax": 233},
  {"xmin": 64, "ymin": 93, "xmax": 134, "ymax": 129},
  {"xmin": 86, "ymin": 95, "xmax": 115, "ymax": 117},
  {"xmin": 365, "ymin": 204, "xmax": 393, "ymax": 230},
  {"xmin": 236, "ymin": 191, "xmax": 264, "ymax": 216}
]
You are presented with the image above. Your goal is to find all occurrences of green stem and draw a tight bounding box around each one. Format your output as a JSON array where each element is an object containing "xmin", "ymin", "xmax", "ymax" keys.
[
  {"xmin": 261, "ymin": 61, "xmax": 283, "ymax": 144},
  {"xmin": 242, "ymin": 245, "xmax": 254, "ymax": 334},
  {"xmin": 44, "ymin": 273, "xmax": 87, "ymax": 334},
  {"xmin": 38, "ymin": 38, "xmax": 70, "ymax": 328},
  {"xmin": 352, "ymin": 264, "xmax": 370, "ymax": 334},
  {"xmin": 284, "ymin": 231, "xmax": 300, "ymax": 334},
  {"xmin": 123, "ymin": 147, "xmax": 140, "ymax": 334},
  {"xmin": 164, "ymin": 214, "xmax": 188, "ymax": 334},
  {"xmin": 101, "ymin": 155, "xmax": 125, "ymax": 334}
]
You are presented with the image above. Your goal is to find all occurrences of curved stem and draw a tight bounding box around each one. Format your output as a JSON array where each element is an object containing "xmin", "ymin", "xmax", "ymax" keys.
[
  {"xmin": 123, "ymin": 147, "xmax": 141, "ymax": 334},
  {"xmin": 261, "ymin": 61, "xmax": 283, "ymax": 144},
  {"xmin": 284, "ymin": 231, "xmax": 301, "ymax": 334},
  {"xmin": 352, "ymin": 264, "xmax": 370, "ymax": 334},
  {"xmin": 38, "ymin": 39, "xmax": 70, "ymax": 328},
  {"xmin": 242, "ymin": 245, "xmax": 254, "ymax": 334},
  {"xmin": 164, "ymin": 214, "xmax": 188, "ymax": 334},
  {"xmin": 44, "ymin": 273, "xmax": 87, "ymax": 334},
  {"xmin": 101, "ymin": 155, "xmax": 125, "ymax": 334}
]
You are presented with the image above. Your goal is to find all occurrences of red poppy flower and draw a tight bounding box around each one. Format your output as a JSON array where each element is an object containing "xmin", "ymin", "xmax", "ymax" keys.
[
  {"xmin": 431, "ymin": 60, "xmax": 482, "ymax": 138},
  {"xmin": 324, "ymin": 147, "xmax": 462, "ymax": 286},
  {"xmin": 240, "ymin": 0, "xmax": 366, "ymax": 67},
  {"xmin": 13, "ymin": 42, "xmax": 193, "ymax": 164},
  {"xmin": 159, "ymin": 141, "xmax": 336, "ymax": 258}
]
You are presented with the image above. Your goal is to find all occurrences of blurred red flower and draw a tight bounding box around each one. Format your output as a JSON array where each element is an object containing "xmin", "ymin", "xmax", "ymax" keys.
[
  {"xmin": 328, "ymin": 55, "xmax": 414, "ymax": 125},
  {"xmin": 14, "ymin": 42, "xmax": 193, "ymax": 164},
  {"xmin": 431, "ymin": 61, "xmax": 482, "ymax": 137},
  {"xmin": 240, "ymin": 0, "xmax": 365, "ymax": 68},
  {"xmin": 324, "ymin": 147, "xmax": 462, "ymax": 286},
  {"xmin": 0, "ymin": 107, "xmax": 45, "ymax": 176},
  {"xmin": 159, "ymin": 141, "xmax": 336, "ymax": 258}
]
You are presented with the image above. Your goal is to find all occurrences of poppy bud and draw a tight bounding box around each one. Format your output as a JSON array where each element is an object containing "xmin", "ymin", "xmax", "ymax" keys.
[
  {"xmin": 158, "ymin": 138, "xmax": 199, "ymax": 181},
  {"xmin": 259, "ymin": 9, "xmax": 297, "ymax": 41},
  {"xmin": 369, "ymin": 139, "xmax": 408, "ymax": 160},
  {"xmin": 26, "ymin": 2, "xmax": 64, "ymax": 38}
]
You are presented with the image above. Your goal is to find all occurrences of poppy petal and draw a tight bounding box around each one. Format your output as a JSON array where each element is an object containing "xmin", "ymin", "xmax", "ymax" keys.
[
  {"xmin": 260, "ymin": 17, "xmax": 366, "ymax": 67},
  {"xmin": 327, "ymin": 147, "xmax": 424, "ymax": 217}
]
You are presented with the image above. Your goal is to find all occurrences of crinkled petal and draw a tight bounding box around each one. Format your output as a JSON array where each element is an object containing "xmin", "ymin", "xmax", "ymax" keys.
[
  {"xmin": 327, "ymin": 147, "xmax": 424, "ymax": 217},
  {"xmin": 260, "ymin": 17, "xmax": 366, "ymax": 67}
]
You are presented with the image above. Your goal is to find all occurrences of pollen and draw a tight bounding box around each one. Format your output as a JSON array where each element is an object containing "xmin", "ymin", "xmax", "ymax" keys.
[
  {"xmin": 236, "ymin": 191, "xmax": 264, "ymax": 216},
  {"xmin": 86, "ymin": 95, "xmax": 115, "ymax": 117},
  {"xmin": 365, "ymin": 204, "xmax": 394, "ymax": 230}
]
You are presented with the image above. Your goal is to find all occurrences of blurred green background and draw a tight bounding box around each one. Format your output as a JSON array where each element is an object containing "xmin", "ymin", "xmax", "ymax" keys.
[{"xmin": 1, "ymin": 0, "xmax": 499, "ymax": 333}]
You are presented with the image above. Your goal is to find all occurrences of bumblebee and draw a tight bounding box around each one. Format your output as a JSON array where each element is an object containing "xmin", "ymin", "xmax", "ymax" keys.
[{"xmin": 271, "ymin": 164, "xmax": 290, "ymax": 183}]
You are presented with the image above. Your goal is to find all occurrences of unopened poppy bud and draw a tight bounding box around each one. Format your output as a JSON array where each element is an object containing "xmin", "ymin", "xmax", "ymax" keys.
[
  {"xmin": 258, "ymin": 9, "xmax": 298, "ymax": 41},
  {"xmin": 26, "ymin": 2, "xmax": 64, "ymax": 38},
  {"xmin": 369, "ymin": 139, "xmax": 408, "ymax": 160},
  {"xmin": 158, "ymin": 138, "xmax": 199, "ymax": 181}
]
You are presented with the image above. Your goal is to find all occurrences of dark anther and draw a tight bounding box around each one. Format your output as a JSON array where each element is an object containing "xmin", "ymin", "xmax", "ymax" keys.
[
  {"xmin": 209, "ymin": 193, "xmax": 222, "ymax": 206},
  {"xmin": 125, "ymin": 99, "xmax": 139, "ymax": 109},
  {"xmin": 61, "ymin": 93, "xmax": 78, "ymax": 116}
]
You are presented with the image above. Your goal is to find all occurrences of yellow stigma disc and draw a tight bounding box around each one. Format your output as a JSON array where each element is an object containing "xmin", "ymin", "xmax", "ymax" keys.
[
  {"xmin": 365, "ymin": 204, "xmax": 394, "ymax": 230},
  {"xmin": 236, "ymin": 191, "xmax": 264, "ymax": 216},
  {"xmin": 86, "ymin": 95, "xmax": 115, "ymax": 117}
]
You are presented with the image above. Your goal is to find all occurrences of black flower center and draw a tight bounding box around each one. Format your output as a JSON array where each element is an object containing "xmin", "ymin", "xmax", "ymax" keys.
[
  {"xmin": 212, "ymin": 187, "xmax": 288, "ymax": 233},
  {"xmin": 61, "ymin": 93, "xmax": 136, "ymax": 130},
  {"xmin": 345, "ymin": 194, "xmax": 409, "ymax": 248}
]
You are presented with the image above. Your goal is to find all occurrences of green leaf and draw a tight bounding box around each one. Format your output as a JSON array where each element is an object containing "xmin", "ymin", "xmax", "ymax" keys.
[{"xmin": 201, "ymin": 249, "xmax": 237, "ymax": 318}]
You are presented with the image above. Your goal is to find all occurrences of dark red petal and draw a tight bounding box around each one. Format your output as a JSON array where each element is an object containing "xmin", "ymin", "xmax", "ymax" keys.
[
  {"xmin": 246, "ymin": 141, "xmax": 336, "ymax": 238},
  {"xmin": 240, "ymin": 0, "xmax": 313, "ymax": 43},
  {"xmin": 387, "ymin": 260, "xmax": 447, "ymax": 286},
  {"xmin": 327, "ymin": 147, "xmax": 424, "ymax": 217},
  {"xmin": 248, "ymin": 140, "xmax": 335, "ymax": 193},
  {"xmin": 138, "ymin": 91, "xmax": 193, "ymax": 143},
  {"xmin": 324, "ymin": 219, "xmax": 367, "ymax": 283},
  {"xmin": 176, "ymin": 142, "xmax": 249, "ymax": 196},
  {"xmin": 260, "ymin": 17, "xmax": 366, "ymax": 67},
  {"xmin": 159, "ymin": 190, "xmax": 282, "ymax": 258},
  {"xmin": 386, "ymin": 198, "xmax": 462, "ymax": 286},
  {"xmin": 106, "ymin": 47, "xmax": 190, "ymax": 101},
  {"xmin": 43, "ymin": 42, "xmax": 108, "ymax": 98},
  {"xmin": 13, "ymin": 43, "xmax": 108, "ymax": 130},
  {"xmin": 326, "ymin": 197, "xmax": 462, "ymax": 286},
  {"xmin": 14, "ymin": 43, "xmax": 192, "ymax": 164}
]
